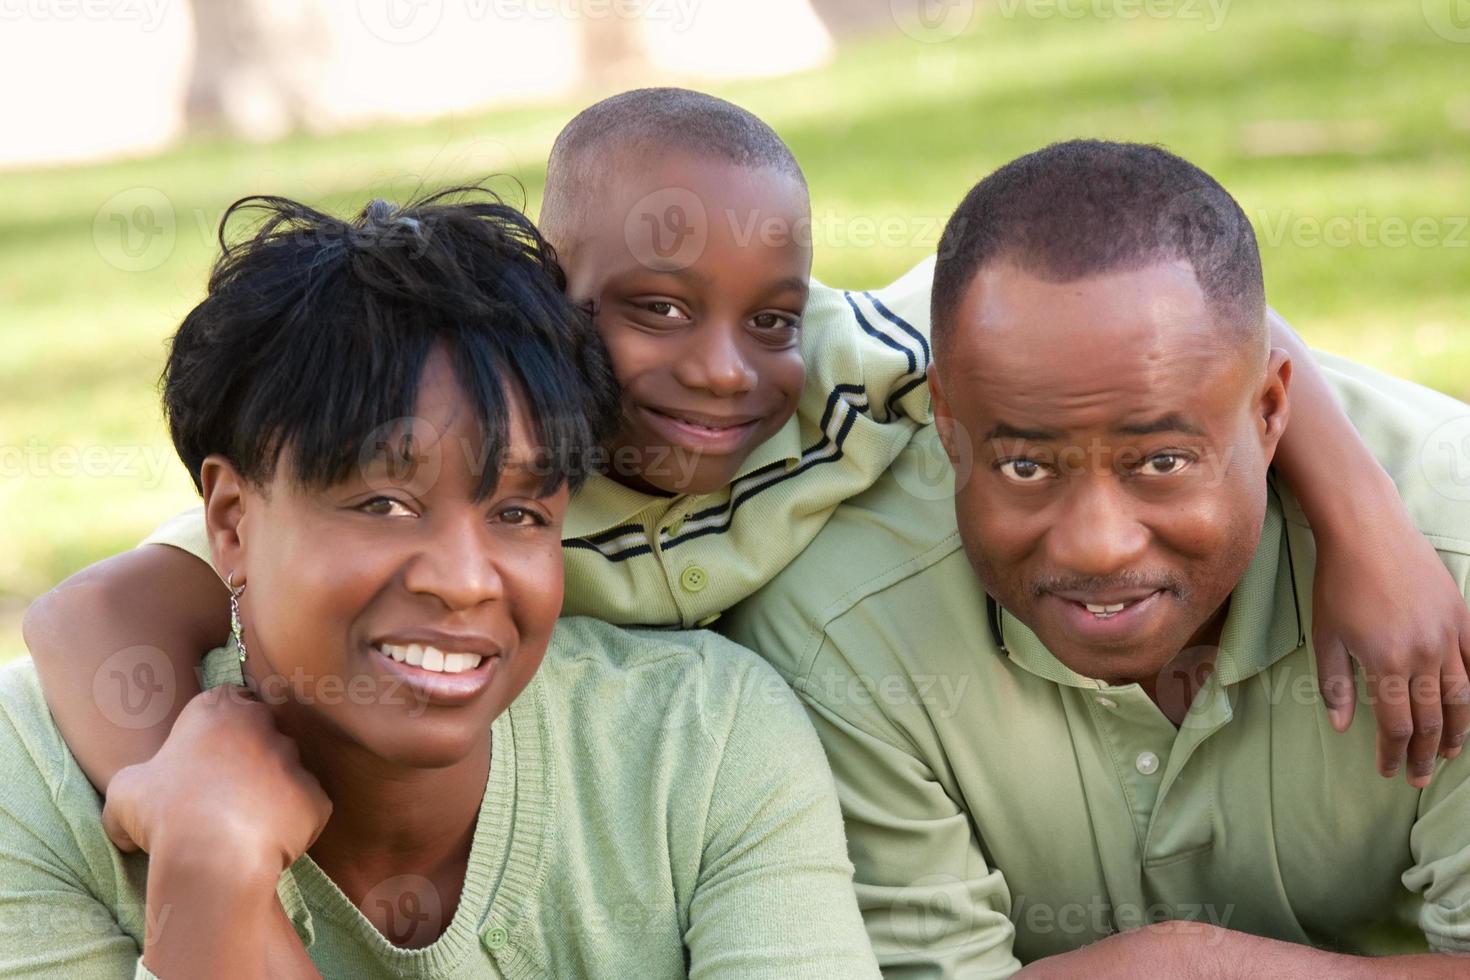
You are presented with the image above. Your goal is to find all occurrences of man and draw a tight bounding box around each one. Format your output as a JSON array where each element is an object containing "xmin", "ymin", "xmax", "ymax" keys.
[{"xmin": 724, "ymin": 140, "xmax": 1470, "ymax": 976}]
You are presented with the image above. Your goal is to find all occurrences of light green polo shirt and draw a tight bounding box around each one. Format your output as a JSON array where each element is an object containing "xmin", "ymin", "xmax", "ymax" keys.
[
  {"xmin": 0, "ymin": 617, "xmax": 879, "ymax": 979},
  {"xmin": 139, "ymin": 259, "xmax": 933, "ymax": 631},
  {"xmin": 723, "ymin": 353, "xmax": 1470, "ymax": 977}
]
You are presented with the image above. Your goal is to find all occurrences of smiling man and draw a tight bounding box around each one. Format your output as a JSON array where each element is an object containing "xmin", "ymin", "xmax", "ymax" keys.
[{"xmin": 725, "ymin": 140, "xmax": 1470, "ymax": 976}]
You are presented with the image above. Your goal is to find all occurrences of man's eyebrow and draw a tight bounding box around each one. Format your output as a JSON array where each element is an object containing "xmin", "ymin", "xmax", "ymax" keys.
[
  {"xmin": 1113, "ymin": 413, "xmax": 1207, "ymax": 437},
  {"xmin": 984, "ymin": 421, "xmax": 1065, "ymax": 442}
]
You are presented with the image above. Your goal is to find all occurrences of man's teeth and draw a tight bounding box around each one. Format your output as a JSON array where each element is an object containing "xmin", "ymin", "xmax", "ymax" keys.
[
  {"xmin": 379, "ymin": 643, "xmax": 484, "ymax": 674},
  {"xmin": 1084, "ymin": 602, "xmax": 1128, "ymax": 617}
]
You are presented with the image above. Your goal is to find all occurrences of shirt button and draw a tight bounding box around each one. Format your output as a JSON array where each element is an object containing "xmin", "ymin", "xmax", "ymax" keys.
[
  {"xmin": 485, "ymin": 925, "xmax": 509, "ymax": 950},
  {"xmin": 1094, "ymin": 696, "xmax": 1117, "ymax": 709},
  {"xmin": 1135, "ymin": 751, "xmax": 1160, "ymax": 776},
  {"xmin": 680, "ymin": 566, "xmax": 708, "ymax": 593}
]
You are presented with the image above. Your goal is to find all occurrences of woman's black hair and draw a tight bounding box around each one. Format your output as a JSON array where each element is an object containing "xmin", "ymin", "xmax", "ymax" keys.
[{"xmin": 162, "ymin": 186, "xmax": 620, "ymax": 498}]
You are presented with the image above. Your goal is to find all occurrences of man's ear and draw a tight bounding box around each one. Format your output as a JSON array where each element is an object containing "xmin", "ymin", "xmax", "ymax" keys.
[
  {"xmin": 928, "ymin": 364, "xmax": 966, "ymax": 469},
  {"xmin": 199, "ymin": 455, "xmax": 249, "ymax": 585},
  {"xmin": 1258, "ymin": 348, "xmax": 1292, "ymax": 467}
]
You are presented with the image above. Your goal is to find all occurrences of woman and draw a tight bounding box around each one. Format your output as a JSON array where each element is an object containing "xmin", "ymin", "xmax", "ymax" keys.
[{"xmin": 0, "ymin": 191, "xmax": 878, "ymax": 978}]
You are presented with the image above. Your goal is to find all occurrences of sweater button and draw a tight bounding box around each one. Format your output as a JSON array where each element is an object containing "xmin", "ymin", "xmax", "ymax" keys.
[
  {"xmin": 485, "ymin": 925, "xmax": 509, "ymax": 950},
  {"xmin": 680, "ymin": 566, "xmax": 708, "ymax": 593}
]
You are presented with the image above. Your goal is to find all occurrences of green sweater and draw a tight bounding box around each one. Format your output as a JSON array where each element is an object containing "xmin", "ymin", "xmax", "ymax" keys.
[{"xmin": 0, "ymin": 616, "xmax": 878, "ymax": 979}]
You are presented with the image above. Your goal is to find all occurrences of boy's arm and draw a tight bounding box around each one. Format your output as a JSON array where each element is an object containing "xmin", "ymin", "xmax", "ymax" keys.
[
  {"xmin": 1268, "ymin": 308, "xmax": 1470, "ymax": 785},
  {"xmin": 22, "ymin": 542, "xmax": 226, "ymax": 793}
]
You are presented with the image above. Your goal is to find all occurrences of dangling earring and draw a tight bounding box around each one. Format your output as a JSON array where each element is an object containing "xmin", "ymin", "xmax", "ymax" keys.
[{"xmin": 227, "ymin": 571, "xmax": 248, "ymax": 665}]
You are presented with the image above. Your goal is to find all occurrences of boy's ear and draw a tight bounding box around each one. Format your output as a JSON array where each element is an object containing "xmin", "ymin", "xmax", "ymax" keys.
[
  {"xmin": 928, "ymin": 364, "xmax": 964, "ymax": 468},
  {"xmin": 1258, "ymin": 348, "xmax": 1292, "ymax": 468},
  {"xmin": 199, "ymin": 455, "xmax": 249, "ymax": 585}
]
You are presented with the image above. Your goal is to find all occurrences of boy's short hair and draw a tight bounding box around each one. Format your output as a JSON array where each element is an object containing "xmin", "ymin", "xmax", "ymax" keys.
[
  {"xmin": 931, "ymin": 139, "xmax": 1266, "ymax": 357},
  {"xmin": 540, "ymin": 87, "xmax": 807, "ymax": 246},
  {"xmin": 163, "ymin": 188, "xmax": 620, "ymax": 498}
]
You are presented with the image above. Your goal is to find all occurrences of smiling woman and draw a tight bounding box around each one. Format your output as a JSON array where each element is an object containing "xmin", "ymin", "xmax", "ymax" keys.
[{"xmin": 0, "ymin": 190, "xmax": 877, "ymax": 979}]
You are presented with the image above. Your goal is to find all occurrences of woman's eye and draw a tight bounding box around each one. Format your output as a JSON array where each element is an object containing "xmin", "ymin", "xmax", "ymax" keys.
[
  {"xmin": 498, "ymin": 506, "xmax": 547, "ymax": 527},
  {"xmin": 643, "ymin": 300, "xmax": 689, "ymax": 320},
  {"xmin": 1142, "ymin": 453, "xmax": 1190, "ymax": 476},
  {"xmin": 359, "ymin": 496, "xmax": 415, "ymax": 517},
  {"xmin": 998, "ymin": 459, "xmax": 1050, "ymax": 483}
]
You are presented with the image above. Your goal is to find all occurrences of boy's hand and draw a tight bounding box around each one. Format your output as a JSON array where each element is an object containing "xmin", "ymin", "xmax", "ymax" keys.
[
  {"xmin": 103, "ymin": 685, "xmax": 332, "ymax": 877},
  {"xmin": 1312, "ymin": 522, "xmax": 1470, "ymax": 787}
]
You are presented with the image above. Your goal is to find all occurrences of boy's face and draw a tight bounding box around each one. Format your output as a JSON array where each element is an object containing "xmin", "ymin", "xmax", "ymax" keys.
[{"xmin": 558, "ymin": 151, "xmax": 812, "ymax": 496}]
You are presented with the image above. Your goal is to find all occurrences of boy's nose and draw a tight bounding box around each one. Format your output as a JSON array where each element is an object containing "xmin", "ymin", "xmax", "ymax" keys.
[{"xmin": 673, "ymin": 327, "xmax": 757, "ymax": 397}]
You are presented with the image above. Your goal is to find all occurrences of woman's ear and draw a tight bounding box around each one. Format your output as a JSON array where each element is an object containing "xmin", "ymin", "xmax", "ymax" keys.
[
  {"xmin": 1259, "ymin": 348, "xmax": 1293, "ymax": 467},
  {"xmin": 199, "ymin": 455, "xmax": 249, "ymax": 584}
]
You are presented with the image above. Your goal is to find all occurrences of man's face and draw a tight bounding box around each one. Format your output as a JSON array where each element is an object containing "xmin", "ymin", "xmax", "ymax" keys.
[
  {"xmin": 931, "ymin": 258, "xmax": 1290, "ymax": 685},
  {"xmin": 558, "ymin": 151, "xmax": 811, "ymax": 496}
]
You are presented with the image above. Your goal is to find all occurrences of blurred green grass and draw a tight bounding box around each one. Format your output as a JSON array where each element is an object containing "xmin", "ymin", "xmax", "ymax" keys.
[{"xmin": 3, "ymin": 0, "xmax": 1469, "ymax": 664}]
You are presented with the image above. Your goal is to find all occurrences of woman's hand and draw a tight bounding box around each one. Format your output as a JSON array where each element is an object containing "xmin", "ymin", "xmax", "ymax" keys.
[
  {"xmin": 1312, "ymin": 519, "xmax": 1470, "ymax": 787},
  {"xmin": 104, "ymin": 684, "xmax": 333, "ymax": 877}
]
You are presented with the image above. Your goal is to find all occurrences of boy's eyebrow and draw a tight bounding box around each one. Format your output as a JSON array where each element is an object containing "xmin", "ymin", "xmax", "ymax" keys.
[{"xmin": 764, "ymin": 276, "xmax": 811, "ymax": 300}]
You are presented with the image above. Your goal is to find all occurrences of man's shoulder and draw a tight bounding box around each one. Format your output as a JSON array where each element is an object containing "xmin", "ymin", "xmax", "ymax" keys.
[
  {"xmin": 1317, "ymin": 351, "xmax": 1470, "ymax": 554},
  {"xmin": 724, "ymin": 424, "xmax": 968, "ymax": 679}
]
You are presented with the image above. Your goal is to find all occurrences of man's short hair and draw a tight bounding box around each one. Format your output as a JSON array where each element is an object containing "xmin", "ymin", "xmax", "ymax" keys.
[
  {"xmin": 931, "ymin": 140, "xmax": 1265, "ymax": 355},
  {"xmin": 540, "ymin": 87, "xmax": 807, "ymax": 246},
  {"xmin": 163, "ymin": 188, "xmax": 620, "ymax": 498}
]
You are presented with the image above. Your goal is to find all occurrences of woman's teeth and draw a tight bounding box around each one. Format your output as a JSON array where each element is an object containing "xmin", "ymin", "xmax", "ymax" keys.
[{"xmin": 379, "ymin": 643, "xmax": 484, "ymax": 674}]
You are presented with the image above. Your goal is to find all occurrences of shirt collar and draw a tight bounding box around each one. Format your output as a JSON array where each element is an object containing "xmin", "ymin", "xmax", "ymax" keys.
[
  {"xmin": 994, "ymin": 483, "xmax": 1305, "ymax": 690},
  {"xmin": 561, "ymin": 414, "xmax": 805, "ymax": 540}
]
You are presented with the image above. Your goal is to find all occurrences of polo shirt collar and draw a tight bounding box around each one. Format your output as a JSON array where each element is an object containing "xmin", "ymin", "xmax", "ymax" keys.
[
  {"xmin": 995, "ymin": 485, "xmax": 1305, "ymax": 690},
  {"xmin": 562, "ymin": 413, "xmax": 805, "ymax": 540}
]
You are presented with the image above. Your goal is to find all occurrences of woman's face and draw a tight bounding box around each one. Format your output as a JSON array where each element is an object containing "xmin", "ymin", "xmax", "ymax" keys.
[{"xmin": 207, "ymin": 348, "xmax": 567, "ymax": 769}]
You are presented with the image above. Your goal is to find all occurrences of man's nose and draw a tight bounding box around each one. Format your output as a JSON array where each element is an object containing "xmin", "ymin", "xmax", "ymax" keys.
[
  {"xmin": 672, "ymin": 324, "xmax": 757, "ymax": 398},
  {"xmin": 1045, "ymin": 477, "xmax": 1151, "ymax": 579}
]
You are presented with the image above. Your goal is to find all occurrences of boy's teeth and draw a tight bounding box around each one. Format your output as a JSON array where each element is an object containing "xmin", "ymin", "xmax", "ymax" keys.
[
  {"xmin": 379, "ymin": 644, "xmax": 484, "ymax": 674},
  {"xmin": 1084, "ymin": 603, "xmax": 1127, "ymax": 615}
]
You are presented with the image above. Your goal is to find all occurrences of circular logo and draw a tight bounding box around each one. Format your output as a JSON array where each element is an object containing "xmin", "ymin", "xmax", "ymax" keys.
[
  {"xmin": 362, "ymin": 875, "xmax": 444, "ymax": 946},
  {"xmin": 92, "ymin": 645, "xmax": 178, "ymax": 730},
  {"xmin": 93, "ymin": 188, "xmax": 176, "ymax": 273},
  {"xmin": 1421, "ymin": 415, "xmax": 1470, "ymax": 502},
  {"xmin": 893, "ymin": 419, "xmax": 967, "ymax": 502},
  {"xmin": 357, "ymin": 0, "xmax": 444, "ymax": 44},
  {"xmin": 1153, "ymin": 185, "xmax": 1255, "ymax": 273},
  {"xmin": 357, "ymin": 416, "xmax": 445, "ymax": 496},
  {"xmin": 622, "ymin": 186, "xmax": 709, "ymax": 273},
  {"xmin": 890, "ymin": 0, "xmax": 977, "ymax": 43},
  {"xmin": 621, "ymin": 651, "xmax": 708, "ymax": 734},
  {"xmin": 1423, "ymin": 0, "xmax": 1470, "ymax": 43}
]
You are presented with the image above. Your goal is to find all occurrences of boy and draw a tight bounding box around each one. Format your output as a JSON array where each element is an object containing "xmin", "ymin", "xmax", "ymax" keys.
[{"xmin": 24, "ymin": 89, "xmax": 1470, "ymax": 800}]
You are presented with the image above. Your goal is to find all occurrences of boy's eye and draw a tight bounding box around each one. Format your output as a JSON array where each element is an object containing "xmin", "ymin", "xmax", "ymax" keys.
[
  {"xmin": 751, "ymin": 312, "xmax": 799, "ymax": 331},
  {"xmin": 997, "ymin": 459, "xmax": 1051, "ymax": 484},
  {"xmin": 359, "ymin": 496, "xmax": 416, "ymax": 517}
]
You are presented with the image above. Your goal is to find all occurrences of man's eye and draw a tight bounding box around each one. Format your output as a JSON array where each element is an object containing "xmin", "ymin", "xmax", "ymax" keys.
[
  {"xmin": 498, "ymin": 506, "xmax": 548, "ymax": 527},
  {"xmin": 1141, "ymin": 453, "xmax": 1190, "ymax": 476},
  {"xmin": 359, "ymin": 496, "xmax": 415, "ymax": 517},
  {"xmin": 998, "ymin": 459, "xmax": 1050, "ymax": 483}
]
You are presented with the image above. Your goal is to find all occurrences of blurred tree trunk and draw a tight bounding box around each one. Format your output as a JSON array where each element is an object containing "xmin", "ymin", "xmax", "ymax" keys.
[
  {"xmin": 578, "ymin": 13, "xmax": 651, "ymax": 88},
  {"xmin": 184, "ymin": 0, "xmax": 327, "ymax": 140}
]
